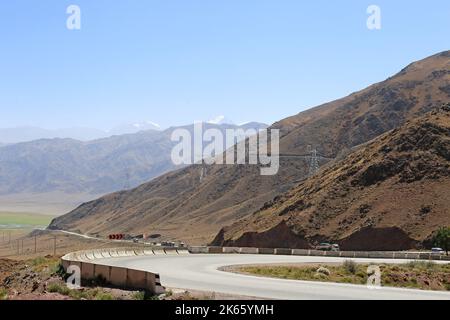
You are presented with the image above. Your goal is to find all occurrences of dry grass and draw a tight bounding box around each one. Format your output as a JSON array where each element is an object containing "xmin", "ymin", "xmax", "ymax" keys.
[{"xmin": 236, "ymin": 261, "xmax": 450, "ymax": 291}]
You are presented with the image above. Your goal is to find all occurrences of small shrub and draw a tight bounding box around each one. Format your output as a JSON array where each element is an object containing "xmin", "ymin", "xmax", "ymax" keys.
[
  {"xmin": 68, "ymin": 289, "xmax": 90, "ymax": 300},
  {"xmin": 165, "ymin": 290, "xmax": 173, "ymax": 297},
  {"xmin": 433, "ymin": 227, "xmax": 450, "ymax": 255},
  {"xmin": 356, "ymin": 271, "xmax": 367, "ymax": 278},
  {"xmin": 343, "ymin": 260, "xmax": 357, "ymax": 274},
  {"xmin": 94, "ymin": 292, "xmax": 114, "ymax": 300},
  {"xmin": 313, "ymin": 272, "xmax": 328, "ymax": 280},
  {"xmin": 341, "ymin": 276, "xmax": 354, "ymax": 283},
  {"xmin": 53, "ymin": 263, "xmax": 66, "ymax": 277},
  {"xmin": 316, "ymin": 266, "xmax": 331, "ymax": 276},
  {"xmin": 133, "ymin": 291, "xmax": 146, "ymax": 300},
  {"xmin": 47, "ymin": 283, "xmax": 70, "ymax": 295},
  {"xmin": 0, "ymin": 288, "xmax": 8, "ymax": 300},
  {"xmin": 31, "ymin": 257, "xmax": 46, "ymax": 266}
]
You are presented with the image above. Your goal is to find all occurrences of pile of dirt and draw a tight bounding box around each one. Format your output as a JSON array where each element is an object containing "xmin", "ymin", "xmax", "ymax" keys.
[
  {"xmin": 213, "ymin": 105, "xmax": 450, "ymax": 250},
  {"xmin": 212, "ymin": 221, "xmax": 310, "ymax": 249}
]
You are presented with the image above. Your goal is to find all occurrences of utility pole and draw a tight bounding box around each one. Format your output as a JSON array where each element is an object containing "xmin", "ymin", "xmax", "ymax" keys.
[
  {"xmin": 124, "ymin": 172, "xmax": 130, "ymax": 190},
  {"xmin": 53, "ymin": 236, "xmax": 57, "ymax": 256},
  {"xmin": 34, "ymin": 236, "xmax": 37, "ymax": 254},
  {"xmin": 200, "ymin": 160, "xmax": 207, "ymax": 182},
  {"xmin": 308, "ymin": 148, "xmax": 320, "ymax": 177}
]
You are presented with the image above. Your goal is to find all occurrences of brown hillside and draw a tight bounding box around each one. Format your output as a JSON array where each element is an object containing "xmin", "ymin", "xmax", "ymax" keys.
[
  {"xmin": 49, "ymin": 51, "xmax": 450, "ymax": 244},
  {"xmin": 213, "ymin": 104, "xmax": 450, "ymax": 250}
]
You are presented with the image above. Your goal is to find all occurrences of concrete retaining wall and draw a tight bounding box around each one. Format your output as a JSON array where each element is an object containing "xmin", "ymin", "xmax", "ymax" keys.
[{"xmin": 61, "ymin": 245, "xmax": 189, "ymax": 294}]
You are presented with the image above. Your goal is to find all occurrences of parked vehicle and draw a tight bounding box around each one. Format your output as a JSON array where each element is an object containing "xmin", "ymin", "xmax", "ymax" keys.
[
  {"xmin": 315, "ymin": 243, "xmax": 340, "ymax": 251},
  {"xmin": 331, "ymin": 244, "xmax": 340, "ymax": 252},
  {"xmin": 431, "ymin": 247, "xmax": 445, "ymax": 254}
]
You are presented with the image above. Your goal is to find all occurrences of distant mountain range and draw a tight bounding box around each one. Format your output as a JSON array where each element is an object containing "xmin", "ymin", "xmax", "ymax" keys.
[
  {"xmin": 0, "ymin": 121, "xmax": 267, "ymax": 196},
  {"xmin": 0, "ymin": 118, "xmax": 244, "ymax": 144},
  {"xmin": 49, "ymin": 51, "xmax": 450, "ymax": 248},
  {"xmin": 0, "ymin": 122, "xmax": 160, "ymax": 144}
]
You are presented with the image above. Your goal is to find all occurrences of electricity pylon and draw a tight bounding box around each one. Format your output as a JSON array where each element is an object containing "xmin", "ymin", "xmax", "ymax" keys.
[{"xmin": 308, "ymin": 148, "xmax": 320, "ymax": 177}]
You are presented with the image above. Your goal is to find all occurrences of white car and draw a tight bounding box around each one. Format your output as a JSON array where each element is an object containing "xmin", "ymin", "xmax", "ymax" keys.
[{"xmin": 431, "ymin": 247, "xmax": 445, "ymax": 254}]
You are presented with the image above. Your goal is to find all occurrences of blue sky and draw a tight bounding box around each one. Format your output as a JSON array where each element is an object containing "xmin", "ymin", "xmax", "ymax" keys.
[{"xmin": 0, "ymin": 0, "xmax": 449, "ymax": 129}]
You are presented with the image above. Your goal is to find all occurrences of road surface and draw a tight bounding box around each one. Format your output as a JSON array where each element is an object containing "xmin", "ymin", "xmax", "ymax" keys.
[{"xmin": 98, "ymin": 254, "xmax": 450, "ymax": 300}]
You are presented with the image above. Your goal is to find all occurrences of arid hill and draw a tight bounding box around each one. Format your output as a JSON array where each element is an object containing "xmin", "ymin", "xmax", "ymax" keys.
[
  {"xmin": 49, "ymin": 51, "xmax": 450, "ymax": 244},
  {"xmin": 212, "ymin": 105, "xmax": 450, "ymax": 250}
]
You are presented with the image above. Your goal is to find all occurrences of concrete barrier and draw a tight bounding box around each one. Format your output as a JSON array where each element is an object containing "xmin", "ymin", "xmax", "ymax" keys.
[
  {"xmin": 75, "ymin": 253, "xmax": 87, "ymax": 261},
  {"xmin": 61, "ymin": 248, "xmax": 165, "ymax": 294},
  {"xmin": 134, "ymin": 250, "xmax": 145, "ymax": 256},
  {"xmin": 189, "ymin": 246, "xmax": 208, "ymax": 254},
  {"xmin": 258, "ymin": 248, "xmax": 275, "ymax": 255},
  {"xmin": 117, "ymin": 250, "xmax": 128, "ymax": 257},
  {"xmin": 207, "ymin": 246, "xmax": 223, "ymax": 254},
  {"xmin": 339, "ymin": 251, "xmax": 356, "ymax": 258},
  {"xmin": 100, "ymin": 251, "xmax": 112, "ymax": 259},
  {"xmin": 109, "ymin": 267, "xmax": 128, "ymax": 287},
  {"xmin": 206, "ymin": 246, "xmax": 450, "ymax": 262},
  {"xmin": 418, "ymin": 253, "xmax": 432, "ymax": 260},
  {"xmin": 368, "ymin": 252, "xmax": 387, "ymax": 259},
  {"xmin": 274, "ymin": 248, "xmax": 292, "ymax": 256},
  {"xmin": 126, "ymin": 269, "xmax": 149, "ymax": 290},
  {"xmin": 85, "ymin": 252, "xmax": 95, "ymax": 260},
  {"xmin": 354, "ymin": 252, "xmax": 370, "ymax": 258},
  {"xmin": 81, "ymin": 262, "xmax": 95, "ymax": 279},
  {"xmin": 307, "ymin": 250, "xmax": 324, "ymax": 256},
  {"xmin": 177, "ymin": 249, "xmax": 190, "ymax": 255},
  {"xmin": 61, "ymin": 259, "xmax": 71, "ymax": 270},
  {"xmin": 94, "ymin": 264, "xmax": 111, "ymax": 281},
  {"xmin": 239, "ymin": 247, "xmax": 259, "ymax": 254},
  {"xmin": 291, "ymin": 249, "xmax": 309, "ymax": 256},
  {"xmin": 93, "ymin": 251, "xmax": 104, "ymax": 260},
  {"xmin": 223, "ymin": 247, "xmax": 241, "ymax": 254},
  {"xmin": 153, "ymin": 249, "xmax": 165, "ymax": 255},
  {"xmin": 324, "ymin": 251, "xmax": 340, "ymax": 257},
  {"xmin": 165, "ymin": 249, "xmax": 178, "ymax": 255}
]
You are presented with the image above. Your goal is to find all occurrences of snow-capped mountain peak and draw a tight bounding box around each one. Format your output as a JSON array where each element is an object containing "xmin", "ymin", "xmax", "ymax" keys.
[
  {"xmin": 131, "ymin": 121, "xmax": 161, "ymax": 130},
  {"xmin": 110, "ymin": 121, "xmax": 161, "ymax": 135},
  {"xmin": 207, "ymin": 115, "xmax": 235, "ymax": 125}
]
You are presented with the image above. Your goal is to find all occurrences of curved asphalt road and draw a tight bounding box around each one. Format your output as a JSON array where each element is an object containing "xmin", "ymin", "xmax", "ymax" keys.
[{"xmin": 98, "ymin": 254, "xmax": 450, "ymax": 300}]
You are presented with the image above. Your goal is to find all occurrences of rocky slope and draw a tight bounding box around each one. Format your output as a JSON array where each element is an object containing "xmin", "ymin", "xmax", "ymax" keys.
[
  {"xmin": 212, "ymin": 104, "xmax": 450, "ymax": 250},
  {"xmin": 49, "ymin": 51, "xmax": 450, "ymax": 244}
]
